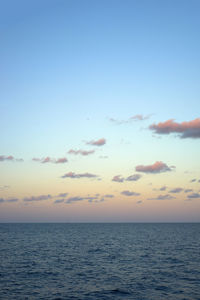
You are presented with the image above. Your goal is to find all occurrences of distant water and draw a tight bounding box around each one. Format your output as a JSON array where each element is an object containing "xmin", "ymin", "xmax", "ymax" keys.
[{"xmin": 0, "ymin": 223, "xmax": 200, "ymax": 300}]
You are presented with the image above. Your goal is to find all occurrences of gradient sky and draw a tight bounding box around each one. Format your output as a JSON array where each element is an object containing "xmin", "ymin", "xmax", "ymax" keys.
[{"xmin": 1, "ymin": 0, "xmax": 200, "ymax": 222}]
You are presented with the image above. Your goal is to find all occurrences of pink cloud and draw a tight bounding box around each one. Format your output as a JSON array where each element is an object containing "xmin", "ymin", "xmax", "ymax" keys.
[
  {"xmin": 136, "ymin": 161, "xmax": 173, "ymax": 173},
  {"xmin": 55, "ymin": 158, "xmax": 68, "ymax": 164},
  {"xmin": 0, "ymin": 155, "xmax": 23, "ymax": 162},
  {"xmin": 68, "ymin": 149, "xmax": 95, "ymax": 156},
  {"xmin": 86, "ymin": 138, "xmax": 106, "ymax": 146},
  {"xmin": 32, "ymin": 157, "xmax": 68, "ymax": 164},
  {"xmin": 149, "ymin": 118, "xmax": 200, "ymax": 138}
]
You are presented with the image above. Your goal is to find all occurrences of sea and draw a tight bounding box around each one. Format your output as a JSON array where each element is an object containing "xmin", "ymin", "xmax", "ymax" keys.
[{"xmin": 0, "ymin": 223, "xmax": 199, "ymax": 300}]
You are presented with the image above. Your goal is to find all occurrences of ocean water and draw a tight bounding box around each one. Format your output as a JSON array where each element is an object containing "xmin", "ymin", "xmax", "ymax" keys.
[{"xmin": 0, "ymin": 223, "xmax": 200, "ymax": 300}]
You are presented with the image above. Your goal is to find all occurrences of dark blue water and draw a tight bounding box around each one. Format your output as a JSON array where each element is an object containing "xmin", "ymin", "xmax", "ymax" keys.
[{"xmin": 0, "ymin": 223, "xmax": 200, "ymax": 299}]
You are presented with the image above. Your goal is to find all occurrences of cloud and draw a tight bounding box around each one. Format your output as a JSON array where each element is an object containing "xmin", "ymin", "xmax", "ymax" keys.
[
  {"xmin": 112, "ymin": 175, "xmax": 124, "ymax": 182},
  {"xmin": 109, "ymin": 114, "xmax": 151, "ymax": 124},
  {"xmin": 61, "ymin": 172, "xmax": 98, "ymax": 179},
  {"xmin": 66, "ymin": 195, "xmax": 100, "ymax": 204},
  {"xmin": 148, "ymin": 194, "xmax": 175, "ymax": 200},
  {"xmin": 137, "ymin": 200, "xmax": 143, "ymax": 204},
  {"xmin": 68, "ymin": 149, "xmax": 95, "ymax": 156},
  {"xmin": 57, "ymin": 193, "xmax": 68, "ymax": 198},
  {"xmin": 136, "ymin": 161, "xmax": 173, "ymax": 173},
  {"xmin": 126, "ymin": 174, "xmax": 142, "ymax": 181},
  {"xmin": 190, "ymin": 179, "xmax": 196, "ymax": 183},
  {"xmin": 86, "ymin": 138, "xmax": 106, "ymax": 146},
  {"xmin": 99, "ymin": 155, "xmax": 108, "ymax": 159},
  {"xmin": 32, "ymin": 157, "xmax": 68, "ymax": 164},
  {"xmin": 6, "ymin": 198, "xmax": 18, "ymax": 202},
  {"xmin": 149, "ymin": 118, "xmax": 200, "ymax": 139},
  {"xmin": 0, "ymin": 198, "xmax": 19, "ymax": 203},
  {"xmin": 131, "ymin": 114, "xmax": 151, "ymax": 121},
  {"xmin": 23, "ymin": 194, "xmax": 52, "ymax": 202},
  {"xmin": 160, "ymin": 186, "xmax": 167, "ymax": 191},
  {"xmin": 0, "ymin": 185, "xmax": 10, "ymax": 191},
  {"xmin": 121, "ymin": 190, "xmax": 140, "ymax": 196},
  {"xmin": 169, "ymin": 187, "xmax": 183, "ymax": 193},
  {"xmin": 0, "ymin": 155, "xmax": 23, "ymax": 162},
  {"xmin": 184, "ymin": 189, "xmax": 193, "ymax": 193},
  {"xmin": 112, "ymin": 173, "xmax": 142, "ymax": 182},
  {"xmin": 187, "ymin": 193, "xmax": 200, "ymax": 199},
  {"xmin": 104, "ymin": 194, "xmax": 114, "ymax": 198},
  {"xmin": 55, "ymin": 158, "xmax": 68, "ymax": 164},
  {"xmin": 54, "ymin": 199, "xmax": 65, "ymax": 204}
]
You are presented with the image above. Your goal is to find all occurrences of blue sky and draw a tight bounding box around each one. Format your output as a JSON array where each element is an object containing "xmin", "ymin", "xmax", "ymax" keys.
[{"xmin": 0, "ymin": 0, "xmax": 200, "ymax": 222}]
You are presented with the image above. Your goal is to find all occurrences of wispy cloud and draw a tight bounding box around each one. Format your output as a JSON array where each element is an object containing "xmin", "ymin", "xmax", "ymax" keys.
[
  {"xmin": 109, "ymin": 114, "xmax": 152, "ymax": 125},
  {"xmin": 54, "ymin": 199, "xmax": 65, "ymax": 204},
  {"xmin": 149, "ymin": 118, "xmax": 200, "ymax": 139},
  {"xmin": 0, "ymin": 155, "xmax": 23, "ymax": 162},
  {"xmin": 121, "ymin": 190, "xmax": 140, "ymax": 196},
  {"xmin": 23, "ymin": 194, "xmax": 52, "ymax": 202},
  {"xmin": 65, "ymin": 195, "xmax": 102, "ymax": 204},
  {"xmin": 0, "ymin": 198, "xmax": 19, "ymax": 203},
  {"xmin": 148, "ymin": 194, "xmax": 175, "ymax": 200},
  {"xmin": 136, "ymin": 161, "xmax": 174, "ymax": 174},
  {"xmin": 68, "ymin": 149, "xmax": 95, "ymax": 156},
  {"xmin": 104, "ymin": 194, "xmax": 114, "ymax": 198},
  {"xmin": 86, "ymin": 138, "xmax": 106, "ymax": 146},
  {"xmin": 57, "ymin": 193, "xmax": 68, "ymax": 198},
  {"xmin": 61, "ymin": 172, "xmax": 98, "ymax": 179},
  {"xmin": 32, "ymin": 157, "xmax": 68, "ymax": 164},
  {"xmin": 169, "ymin": 187, "xmax": 183, "ymax": 193}
]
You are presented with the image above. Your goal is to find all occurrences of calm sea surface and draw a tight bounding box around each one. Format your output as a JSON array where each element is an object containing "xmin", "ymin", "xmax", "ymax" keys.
[{"xmin": 0, "ymin": 223, "xmax": 200, "ymax": 300}]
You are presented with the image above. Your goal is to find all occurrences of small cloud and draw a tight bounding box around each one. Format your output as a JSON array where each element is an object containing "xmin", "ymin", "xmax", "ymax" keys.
[
  {"xmin": 137, "ymin": 200, "xmax": 143, "ymax": 204},
  {"xmin": 149, "ymin": 118, "xmax": 200, "ymax": 139},
  {"xmin": 61, "ymin": 172, "xmax": 98, "ymax": 179},
  {"xmin": 148, "ymin": 194, "xmax": 175, "ymax": 200},
  {"xmin": 68, "ymin": 149, "xmax": 95, "ymax": 156},
  {"xmin": 125, "ymin": 174, "xmax": 142, "ymax": 181},
  {"xmin": 104, "ymin": 194, "xmax": 114, "ymax": 198},
  {"xmin": 57, "ymin": 193, "xmax": 68, "ymax": 198},
  {"xmin": 54, "ymin": 199, "xmax": 65, "ymax": 204},
  {"xmin": 187, "ymin": 193, "xmax": 200, "ymax": 199},
  {"xmin": 0, "ymin": 155, "xmax": 23, "ymax": 162},
  {"xmin": 86, "ymin": 138, "xmax": 106, "ymax": 146},
  {"xmin": 169, "ymin": 187, "xmax": 183, "ymax": 193},
  {"xmin": 121, "ymin": 190, "xmax": 140, "ymax": 196},
  {"xmin": 99, "ymin": 156, "xmax": 108, "ymax": 159},
  {"xmin": 190, "ymin": 179, "xmax": 196, "ymax": 183},
  {"xmin": 0, "ymin": 198, "xmax": 5, "ymax": 203},
  {"xmin": 136, "ymin": 161, "xmax": 173, "ymax": 174},
  {"xmin": 112, "ymin": 175, "xmax": 124, "ymax": 182},
  {"xmin": 109, "ymin": 114, "xmax": 152, "ymax": 125},
  {"xmin": 0, "ymin": 185, "xmax": 10, "ymax": 191},
  {"xmin": 6, "ymin": 198, "xmax": 18, "ymax": 203},
  {"xmin": 55, "ymin": 158, "xmax": 68, "ymax": 164},
  {"xmin": 160, "ymin": 186, "xmax": 167, "ymax": 191},
  {"xmin": 131, "ymin": 114, "xmax": 151, "ymax": 121},
  {"xmin": 184, "ymin": 189, "xmax": 193, "ymax": 193},
  {"xmin": 23, "ymin": 194, "xmax": 52, "ymax": 202},
  {"xmin": 32, "ymin": 157, "xmax": 68, "ymax": 164}
]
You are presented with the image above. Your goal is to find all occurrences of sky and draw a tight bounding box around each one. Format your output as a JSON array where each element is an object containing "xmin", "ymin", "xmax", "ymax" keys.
[{"xmin": 1, "ymin": 0, "xmax": 200, "ymax": 222}]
